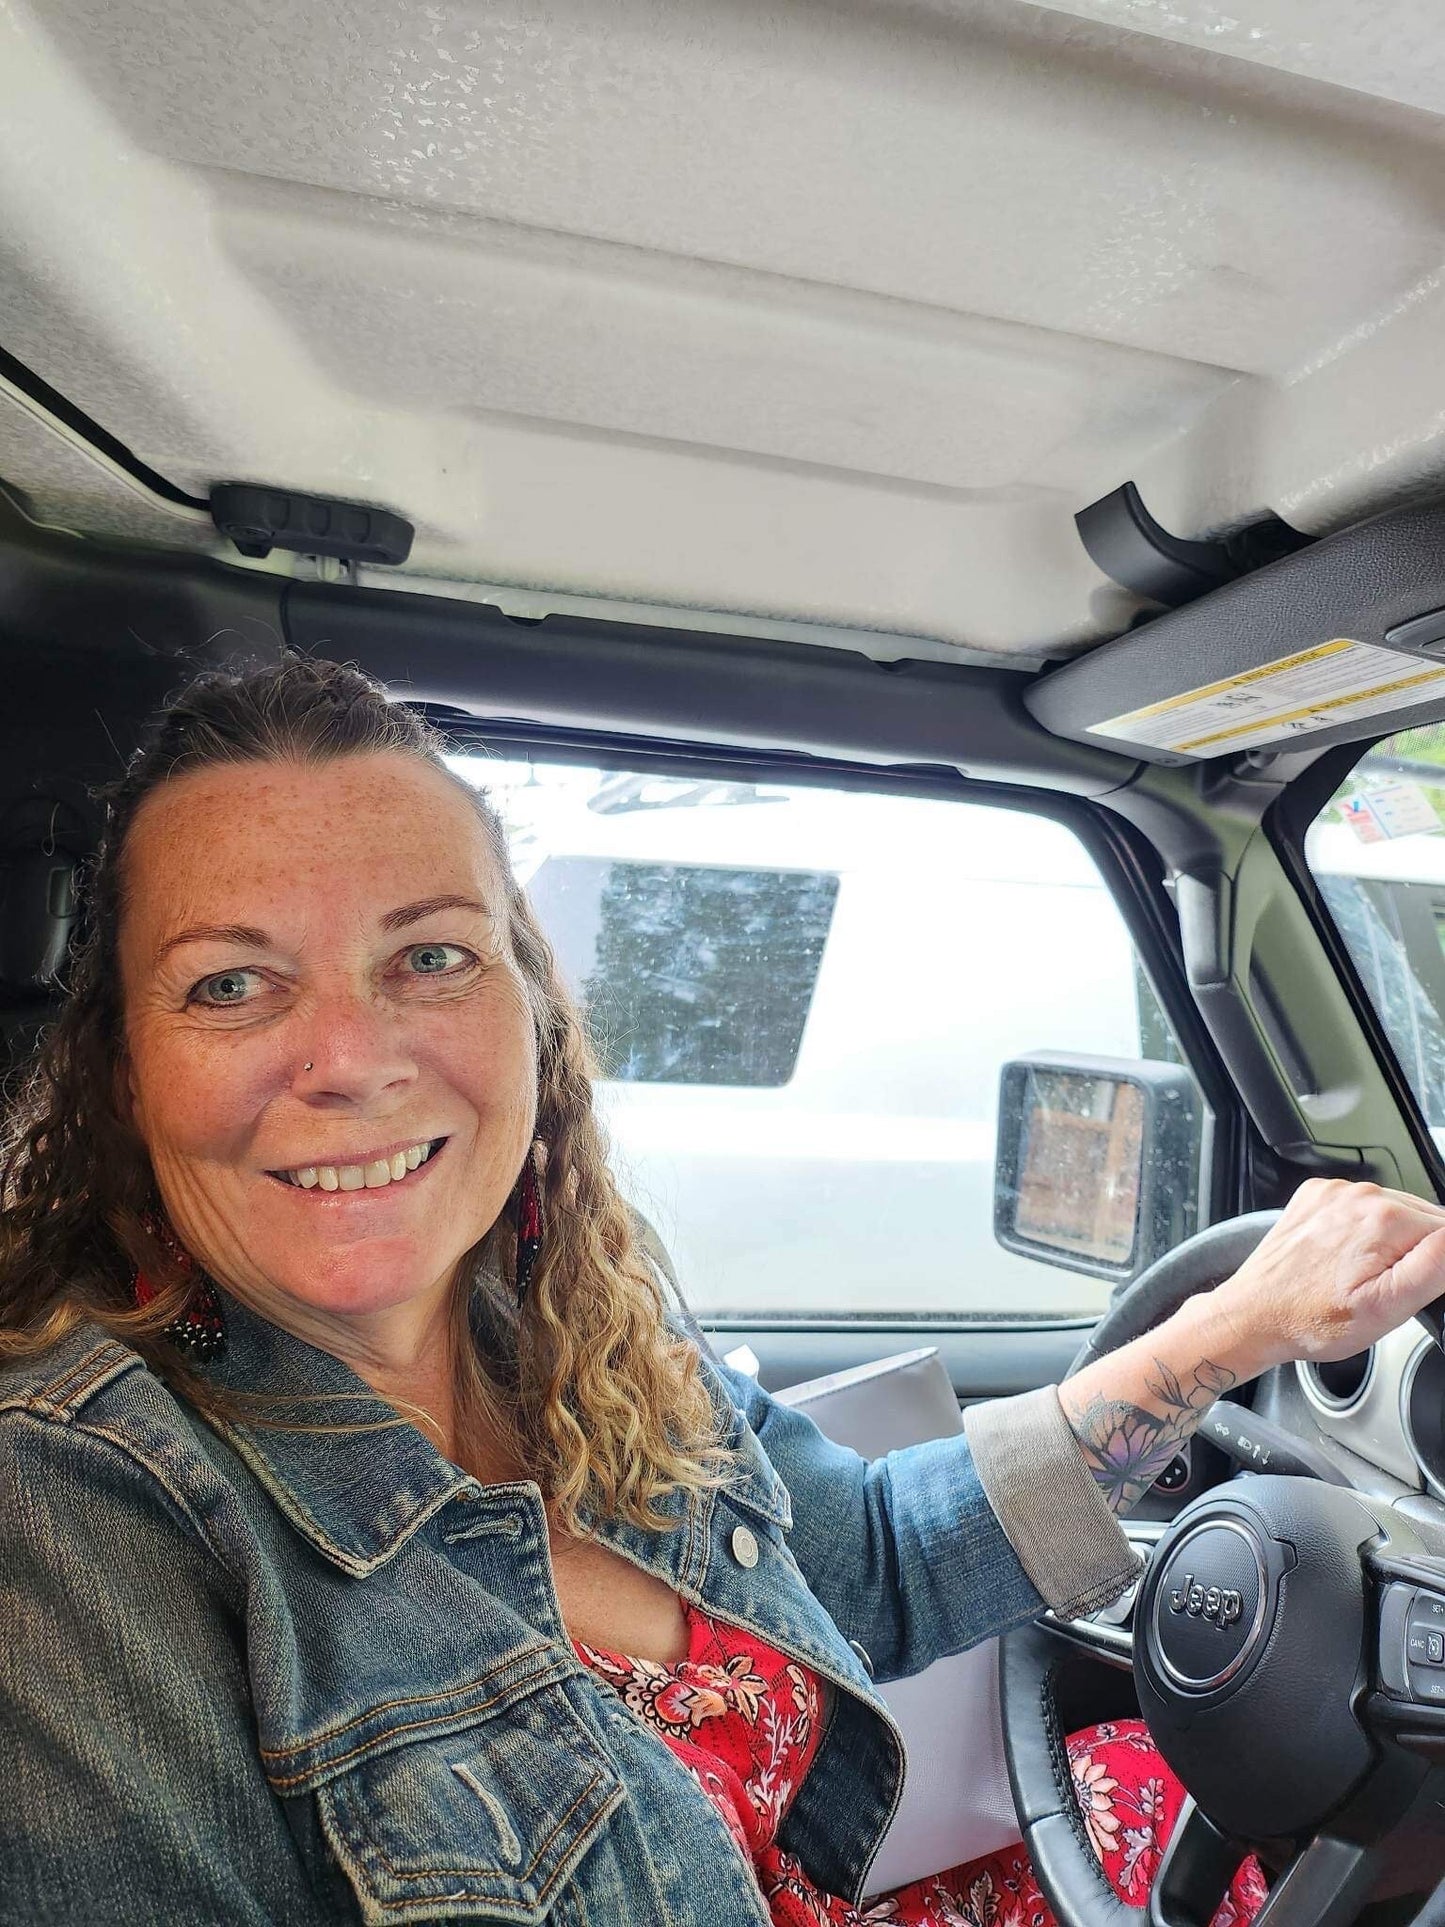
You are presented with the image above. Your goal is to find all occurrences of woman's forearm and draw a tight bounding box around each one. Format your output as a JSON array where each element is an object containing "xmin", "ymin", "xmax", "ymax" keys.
[
  {"xmin": 1056, "ymin": 1180, "xmax": 1445, "ymax": 1516},
  {"xmin": 1056, "ymin": 1290, "xmax": 1276, "ymax": 1516}
]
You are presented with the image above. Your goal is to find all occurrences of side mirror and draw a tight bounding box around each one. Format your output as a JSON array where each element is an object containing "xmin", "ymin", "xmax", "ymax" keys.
[{"xmin": 993, "ymin": 1053, "xmax": 1200, "ymax": 1287}]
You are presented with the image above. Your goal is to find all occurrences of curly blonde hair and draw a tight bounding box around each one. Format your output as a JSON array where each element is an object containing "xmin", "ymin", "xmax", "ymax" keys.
[{"xmin": 0, "ymin": 656, "xmax": 727, "ymax": 1532}]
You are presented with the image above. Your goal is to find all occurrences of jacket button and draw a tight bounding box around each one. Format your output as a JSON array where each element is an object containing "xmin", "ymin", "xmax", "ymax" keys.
[
  {"xmin": 730, "ymin": 1526, "xmax": 760, "ymax": 1569},
  {"xmin": 848, "ymin": 1639, "xmax": 875, "ymax": 1679}
]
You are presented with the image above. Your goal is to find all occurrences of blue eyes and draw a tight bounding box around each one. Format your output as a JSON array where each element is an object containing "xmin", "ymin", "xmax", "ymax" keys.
[
  {"xmin": 196, "ymin": 969, "xmax": 261, "ymax": 1006},
  {"xmin": 408, "ymin": 943, "xmax": 464, "ymax": 975},
  {"xmin": 189, "ymin": 945, "xmax": 476, "ymax": 1007}
]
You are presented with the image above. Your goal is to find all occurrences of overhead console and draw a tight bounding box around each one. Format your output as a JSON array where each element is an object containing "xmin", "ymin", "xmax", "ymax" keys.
[{"xmin": 1028, "ymin": 496, "xmax": 1445, "ymax": 767}]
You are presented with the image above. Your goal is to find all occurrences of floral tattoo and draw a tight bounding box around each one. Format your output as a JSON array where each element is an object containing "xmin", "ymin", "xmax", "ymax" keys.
[{"xmin": 1068, "ymin": 1357, "xmax": 1237, "ymax": 1513}]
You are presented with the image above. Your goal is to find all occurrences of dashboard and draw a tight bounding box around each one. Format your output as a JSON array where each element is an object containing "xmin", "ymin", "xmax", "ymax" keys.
[{"xmin": 1263, "ymin": 1329, "xmax": 1445, "ymax": 1529}]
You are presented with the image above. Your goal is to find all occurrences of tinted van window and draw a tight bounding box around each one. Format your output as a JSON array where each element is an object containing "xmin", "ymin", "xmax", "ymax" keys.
[{"xmin": 526, "ymin": 857, "xmax": 838, "ymax": 1086}]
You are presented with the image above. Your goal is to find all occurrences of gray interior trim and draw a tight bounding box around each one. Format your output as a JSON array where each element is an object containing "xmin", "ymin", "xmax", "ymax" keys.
[
  {"xmin": 773, "ymin": 1347, "xmax": 964, "ymax": 1463},
  {"xmin": 1027, "ymin": 495, "xmax": 1445, "ymax": 765},
  {"xmin": 1091, "ymin": 752, "xmax": 1437, "ymax": 1192},
  {"xmin": 283, "ymin": 577, "xmax": 1135, "ymax": 793},
  {"xmin": 0, "ymin": 512, "xmax": 1145, "ymax": 791}
]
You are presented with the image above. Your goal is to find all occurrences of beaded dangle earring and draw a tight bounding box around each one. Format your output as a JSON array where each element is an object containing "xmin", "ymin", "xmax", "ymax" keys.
[
  {"xmin": 515, "ymin": 1148, "xmax": 544, "ymax": 1305},
  {"xmin": 132, "ymin": 1216, "xmax": 228, "ymax": 1362}
]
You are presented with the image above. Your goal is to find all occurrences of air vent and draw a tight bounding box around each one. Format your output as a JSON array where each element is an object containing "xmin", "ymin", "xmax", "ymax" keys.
[
  {"xmin": 1300, "ymin": 1350, "xmax": 1374, "ymax": 1413},
  {"xmin": 1404, "ymin": 1346, "xmax": 1445, "ymax": 1500}
]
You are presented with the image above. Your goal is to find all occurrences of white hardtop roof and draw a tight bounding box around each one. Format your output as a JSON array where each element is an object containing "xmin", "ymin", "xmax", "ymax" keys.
[{"xmin": 6, "ymin": 1, "xmax": 1445, "ymax": 664}]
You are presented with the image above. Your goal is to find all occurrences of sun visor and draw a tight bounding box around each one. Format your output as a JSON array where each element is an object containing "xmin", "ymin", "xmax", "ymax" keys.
[{"xmin": 1027, "ymin": 497, "xmax": 1445, "ymax": 766}]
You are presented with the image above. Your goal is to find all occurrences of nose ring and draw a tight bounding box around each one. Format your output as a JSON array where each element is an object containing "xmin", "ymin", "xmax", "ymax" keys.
[{"xmin": 303, "ymin": 1062, "xmax": 313, "ymax": 1073}]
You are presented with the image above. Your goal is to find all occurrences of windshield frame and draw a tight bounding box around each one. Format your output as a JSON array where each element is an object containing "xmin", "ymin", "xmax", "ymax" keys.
[{"xmin": 1271, "ymin": 734, "xmax": 1445, "ymax": 1195}]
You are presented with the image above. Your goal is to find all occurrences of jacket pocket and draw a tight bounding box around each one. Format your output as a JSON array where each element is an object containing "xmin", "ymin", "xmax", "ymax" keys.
[{"xmin": 280, "ymin": 1656, "xmax": 621, "ymax": 1923}]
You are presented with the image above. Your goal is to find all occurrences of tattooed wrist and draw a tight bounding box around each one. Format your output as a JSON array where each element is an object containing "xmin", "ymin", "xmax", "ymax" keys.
[{"xmin": 1064, "ymin": 1355, "xmax": 1237, "ymax": 1514}]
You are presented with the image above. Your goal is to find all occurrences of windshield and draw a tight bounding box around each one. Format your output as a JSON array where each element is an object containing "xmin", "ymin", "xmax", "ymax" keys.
[{"xmin": 1302, "ymin": 722, "xmax": 1445, "ymax": 1136}]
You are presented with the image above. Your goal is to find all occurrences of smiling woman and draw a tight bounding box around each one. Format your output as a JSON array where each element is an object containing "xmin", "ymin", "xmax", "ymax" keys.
[
  {"xmin": 119, "ymin": 756, "xmax": 544, "ymax": 1381},
  {"xmin": 0, "ymin": 660, "xmax": 725, "ymax": 1533},
  {"xmin": 0, "ymin": 657, "xmax": 1441, "ymax": 1927}
]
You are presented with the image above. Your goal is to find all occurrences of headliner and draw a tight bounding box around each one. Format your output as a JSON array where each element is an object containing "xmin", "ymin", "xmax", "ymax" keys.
[{"xmin": 2, "ymin": 0, "xmax": 1444, "ymax": 664}]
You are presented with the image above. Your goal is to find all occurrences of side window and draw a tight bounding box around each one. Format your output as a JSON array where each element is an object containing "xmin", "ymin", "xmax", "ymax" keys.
[{"xmin": 452, "ymin": 757, "xmax": 1208, "ymax": 1320}]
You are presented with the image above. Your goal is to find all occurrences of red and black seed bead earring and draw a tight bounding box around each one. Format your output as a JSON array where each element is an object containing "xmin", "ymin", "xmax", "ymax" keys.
[
  {"xmin": 515, "ymin": 1148, "xmax": 544, "ymax": 1305},
  {"xmin": 133, "ymin": 1216, "xmax": 227, "ymax": 1362}
]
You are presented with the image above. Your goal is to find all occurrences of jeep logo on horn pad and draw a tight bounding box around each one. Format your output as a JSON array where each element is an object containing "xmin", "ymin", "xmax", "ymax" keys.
[
  {"xmin": 1166, "ymin": 1574, "xmax": 1244, "ymax": 1627},
  {"xmin": 1150, "ymin": 1518, "xmax": 1268, "ymax": 1694}
]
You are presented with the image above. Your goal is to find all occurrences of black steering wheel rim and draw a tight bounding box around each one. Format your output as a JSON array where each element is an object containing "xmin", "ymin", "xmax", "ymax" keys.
[{"xmin": 1064, "ymin": 1211, "xmax": 1283, "ymax": 1380}]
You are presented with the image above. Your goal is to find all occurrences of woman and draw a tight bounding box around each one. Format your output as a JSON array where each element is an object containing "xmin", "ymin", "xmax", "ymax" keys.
[{"xmin": 1, "ymin": 657, "xmax": 1441, "ymax": 1926}]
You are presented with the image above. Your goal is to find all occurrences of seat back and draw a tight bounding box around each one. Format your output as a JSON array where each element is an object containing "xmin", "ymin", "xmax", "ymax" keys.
[
  {"xmin": 776, "ymin": 1349, "xmax": 1021, "ymax": 1896},
  {"xmin": 0, "ymin": 842, "xmax": 77, "ymax": 1095}
]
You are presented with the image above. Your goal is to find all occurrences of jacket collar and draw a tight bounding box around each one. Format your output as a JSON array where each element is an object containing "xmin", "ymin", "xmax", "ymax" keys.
[
  {"xmin": 198, "ymin": 1282, "xmax": 789, "ymax": 1579},
  {"xmin": 201, "ymin": 1292, "xmax": 481, "ymax": 1578}
]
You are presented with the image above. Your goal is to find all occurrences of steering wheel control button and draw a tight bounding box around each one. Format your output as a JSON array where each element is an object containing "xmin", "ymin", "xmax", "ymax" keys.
[
  {"xmin": 1405, "ymin": 1625, "xmax": 1433, "ymax": 1663},
  {"xmin": 1154, "ymin": 1450, "xmax": 1191, "ymax": 1495},
  {"xmin": 1093, "ymin": 1584, "xmax": 1139, "ymax": 1629},
  {"xmin": 730, "ymin": 1526, "xmax": 760, "ymax": 1569},
  {"xmin": 1150, "ymin": 1519, "xmax": 1268, "ymax": 1693},
  {"xmin": 1403, "ymin": 1592, "xmax": 1445, "ymax": 1698}
]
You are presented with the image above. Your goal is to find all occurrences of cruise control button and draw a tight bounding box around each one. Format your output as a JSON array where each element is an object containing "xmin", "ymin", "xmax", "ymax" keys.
[
  {"xmin": 1409, "ymin": 1669, "xmax": 1445, "ymax": 1705},
  {"xmin": 1408, "ymin": 1606, "xmax": 1445, "ymax": 1662}
]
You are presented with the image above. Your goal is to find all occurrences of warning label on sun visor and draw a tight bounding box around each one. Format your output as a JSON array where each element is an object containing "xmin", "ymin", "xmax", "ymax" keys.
[{"xmin": 1089, "ymin": 638, "xmax": 1445, "ymax": 759}]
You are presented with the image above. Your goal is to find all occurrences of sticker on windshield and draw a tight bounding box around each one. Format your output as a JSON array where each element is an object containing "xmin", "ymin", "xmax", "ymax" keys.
[
  {"xmin": 1090, "ymin": 638, "xmax": 1445, "ymax": 758},
  {"xmin": 1341, "ymin": 781, "xmax": 1442, "ymax": 843}
]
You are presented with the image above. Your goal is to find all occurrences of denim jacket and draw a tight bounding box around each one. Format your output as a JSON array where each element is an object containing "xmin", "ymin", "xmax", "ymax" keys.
[{"xmin": 0, "ymin": 1292, "xmax": 1133, "ymax": 1925}]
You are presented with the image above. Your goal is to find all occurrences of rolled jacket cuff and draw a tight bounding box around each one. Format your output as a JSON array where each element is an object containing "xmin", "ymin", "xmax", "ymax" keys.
[{"xmin": 961, "ymin": 1384, "xmax": 1138, "ymax": 1619}]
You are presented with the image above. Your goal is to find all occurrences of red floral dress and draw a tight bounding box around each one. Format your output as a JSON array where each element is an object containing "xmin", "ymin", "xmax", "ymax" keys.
[{"xmin": 574, "ymin": 1606, "xmax": 1269, "ymax": 1927}]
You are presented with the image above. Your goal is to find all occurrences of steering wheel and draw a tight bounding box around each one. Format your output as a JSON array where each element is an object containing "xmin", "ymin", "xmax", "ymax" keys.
[{"xmin": 1000, "ymin": 1211, "xmax": 1445, "ymax": 1927}]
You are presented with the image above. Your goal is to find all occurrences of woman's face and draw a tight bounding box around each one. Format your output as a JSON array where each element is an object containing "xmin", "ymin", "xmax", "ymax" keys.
[{"xmin": 118, "ymin": 752, "xmax": 537, "ymax": 1340}]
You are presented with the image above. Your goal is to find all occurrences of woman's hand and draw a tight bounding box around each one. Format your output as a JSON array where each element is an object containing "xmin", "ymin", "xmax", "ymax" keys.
[
  {"xmin": 1058, "ymin": 1178, "xmax": 1445, "ymax": 1515},
  {"xmin": 1210, "ymin": 1178, "xmax": 1445, "ymax": 1372}
]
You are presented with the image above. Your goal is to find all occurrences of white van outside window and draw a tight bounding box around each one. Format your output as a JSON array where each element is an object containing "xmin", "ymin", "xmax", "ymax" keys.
[{"xmin": 449, "ymin": 755, "xmax": 1208, "ymax": 1321}]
